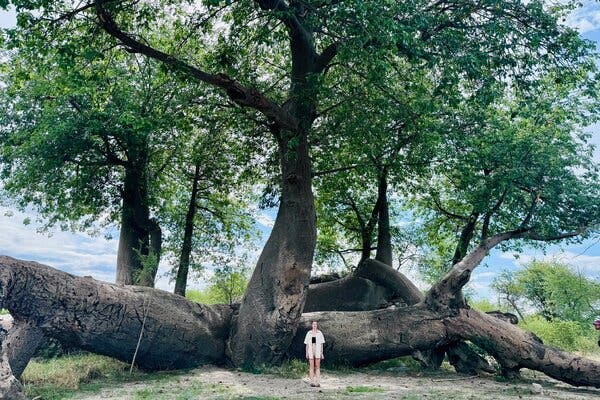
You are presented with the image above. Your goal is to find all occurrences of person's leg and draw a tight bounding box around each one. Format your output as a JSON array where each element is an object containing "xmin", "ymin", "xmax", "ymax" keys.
[
  {"xmin": 309, "ymin": 357, "xmax": 315, "ymax": 385},
  {"xmin": 315, "ymin": 357, "xmax": 321, "ymax": 386}
]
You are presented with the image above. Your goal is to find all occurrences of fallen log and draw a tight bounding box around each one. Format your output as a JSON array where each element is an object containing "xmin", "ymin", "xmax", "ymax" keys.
[
  {"xmin": 0, "ymin": 256, "xmax": 232, "ymax": 371},
  {"xmin": 3, "ymin": 254, "xmax": 600, "ymax": 400}
]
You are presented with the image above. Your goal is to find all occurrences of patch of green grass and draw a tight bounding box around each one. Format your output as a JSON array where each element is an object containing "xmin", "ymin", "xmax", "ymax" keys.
[
  {"xmin": 364, "ymin": 356, "xmax": 423, "ymax": 374},
  {"xmin": 346, "ymin": 385, "xmax": 385, "ymax": 393},
  {"xmin": 241, "ymin": 359, "xmax": 306, "ymax": 379},
  {"xmin": 22, "ymin": 353, "xmax": 182, "ymax": 400},
  {"xmin": 133, "ymin": 381, "xmax": 227, "ymax": 400}
]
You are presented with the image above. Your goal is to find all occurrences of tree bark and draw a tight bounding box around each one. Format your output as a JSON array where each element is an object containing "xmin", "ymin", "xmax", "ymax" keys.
[
  {"xmin": 451, "ymin": 212, "xmax": 479, "ymax": 265},
  {"xmin": 116, "ymin": 166, "xmax": 152, "ymax": 285},
  {"xmin": 2, "ymin": 319, "xmax": 44, "ymax": 379},
  {"xmin": 226, "ymin": 0, "xmax": 322, "ymax": 366},
  {"xmin": 136, "ymin": 218, "xmax": 162, "ymax": 287},
  {"xmin": 3, "ymin": 255, "xmax": 600, "ymax": 394},
  {"xmin": 227, "ymin": 132, "xmax": 316, "ymax": 366},
  {"xmin": 354, "ymin": 259, "xmax": 422, "ymax": 305},
  {"xmin": 375, "ymin": 173, "xmax": 393, "ymax": 266},
  {"xmin": 174, "ymin": 163, "xmax": 202, "ymax": 296},
  {"xmin": 0, "ymin": 349, "xmax": 24, "ymax": 400},
  {"xmin": 0, "ymin": 256, "xmax": 232, "ymax": 371}
]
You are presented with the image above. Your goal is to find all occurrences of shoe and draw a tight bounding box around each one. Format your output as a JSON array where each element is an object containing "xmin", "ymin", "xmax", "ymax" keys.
[{"xmin": 310, "ymin": 383, "xmax": 316, "ymax": 387}]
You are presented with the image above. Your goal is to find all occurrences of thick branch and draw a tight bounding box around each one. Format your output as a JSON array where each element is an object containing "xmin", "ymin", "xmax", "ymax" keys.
[
  {"xmin": 0, "ymin": 256, "xmax": 232, "ymax": 370},
  {"xmin": 95, "ymin": 3, "xmax": 298, "ymax": 132},
  {"xmin": 426, "ymin": 226, "xmax": 587, "ymax": 309},
  {"xmin": 314, "ymin": 42, "xmax": 339, "ymax": 73}
]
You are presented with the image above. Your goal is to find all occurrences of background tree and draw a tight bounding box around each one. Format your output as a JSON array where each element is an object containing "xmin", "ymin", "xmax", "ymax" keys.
[
  {"xmin": 413, "ymin": 72, "xmax": 600, "ymax": 286},
  {"xmin": 158, "ymin": 109, "xmax": 258, "ymax": 296},
  {"xmin": 493, "ymin": 260, "xmax": 600, "ymax": 324},
  {"xmin": 0, "ymin": 30, "xmax": 201, "ymax": 286}
]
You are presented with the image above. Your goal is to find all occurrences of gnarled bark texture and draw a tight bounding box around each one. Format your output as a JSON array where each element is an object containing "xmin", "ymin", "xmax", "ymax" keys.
[
  {"xmin": 0, "ymin": 350, "xmax": 24, "ymax": 400},
  {"xmin": 3, "ymin": 318, "xmax": 44, "ymax": 379},
  {"xmin": 227, "ymin": 133, "xmax": 316, "ymax": 366},
  {"xmin": 3, "ymin": 255, "xmax": 600, "ymax": 400},
  {"xmin": 0, "ymin": 256, "xmax": 232, "ymax": 371}
]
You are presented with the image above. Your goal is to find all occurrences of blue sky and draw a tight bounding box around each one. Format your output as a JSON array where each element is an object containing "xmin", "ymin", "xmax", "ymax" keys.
[{"xmin": 0, "ymin": 3, "xmax": 599, "ymax": 298}]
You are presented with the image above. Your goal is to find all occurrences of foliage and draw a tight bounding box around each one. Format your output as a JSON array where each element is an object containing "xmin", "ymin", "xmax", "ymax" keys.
[
  {"xmin": 493, "ymin": 260, "xmax": 600, "ymax": 324},
  {"xmin": 0, "ymin": 27, "xmax": 198, "ymax": 232},
  {"xmin": 186, "ymin": 263, "xmax": 250, "ymax": 305},
  {"xmin": 520, "ymin": 315, "xmax": 598, "ymax": 352},
  {"xmin": 469, "ymin": 299, "xmax": 504, "ymax": 313},
  {"xmin": 413, "ymin": 71, "xmax": 600, "ymax": 281}
]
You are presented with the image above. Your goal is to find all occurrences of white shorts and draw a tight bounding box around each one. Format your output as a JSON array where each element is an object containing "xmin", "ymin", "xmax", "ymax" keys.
[{"xmin": 307, "ymin": 343, "xmax": 322, "ymax": 359}]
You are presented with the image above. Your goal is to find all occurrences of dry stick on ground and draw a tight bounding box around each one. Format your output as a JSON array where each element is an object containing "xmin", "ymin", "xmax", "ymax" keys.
[{"xmin": 130, "ymin": 297, "xmax": 151, "ymax": 374}]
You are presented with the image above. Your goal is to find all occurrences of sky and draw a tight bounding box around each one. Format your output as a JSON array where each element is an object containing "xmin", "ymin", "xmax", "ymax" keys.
[{"xmin": 0, "ymin": 3, "xmax": 599, "ymax": 299}]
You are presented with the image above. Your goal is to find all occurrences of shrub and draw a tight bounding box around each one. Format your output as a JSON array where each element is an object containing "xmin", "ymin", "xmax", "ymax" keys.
[{"xmin": 520, "ymin": 315, "xmax": 597, "ymax": 352}]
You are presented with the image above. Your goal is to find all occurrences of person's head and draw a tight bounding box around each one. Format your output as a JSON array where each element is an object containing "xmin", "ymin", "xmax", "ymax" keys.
[
  {"xmin": 311, "ymin": 321, "xmax": 318, "ymax": 330},
  {"xmin": 594, "ymin": 317, "xmax": 600, "ymax": 330}
]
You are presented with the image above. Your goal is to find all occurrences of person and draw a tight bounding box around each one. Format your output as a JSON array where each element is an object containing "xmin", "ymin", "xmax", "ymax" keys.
[
  {"xmin": 594, "ymin": 316, "xmax": 600, "ymax": 347},
  {"xmin": 304, "ymin": 320, "xmax": 325, "ymax": 387}
]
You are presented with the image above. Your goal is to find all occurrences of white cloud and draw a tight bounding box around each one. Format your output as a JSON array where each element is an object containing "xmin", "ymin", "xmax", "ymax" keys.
[
  {"xmin": 496, "ymin": 250, "xmax": 600, "ymax": 276},
  {"xmin": 472, "ymin": 271, "xmax": 498, "ymax": 280},
  {"xmin": 255, "ymin": 213, "xmax": 275, "ymax": 228},
  {"xmin": 565, "ymin": 3, "xmax": 600, "ymax": 33},
  {"xmin": 0, "ymin": 207, "xmax": 118, "ymax": 282}
]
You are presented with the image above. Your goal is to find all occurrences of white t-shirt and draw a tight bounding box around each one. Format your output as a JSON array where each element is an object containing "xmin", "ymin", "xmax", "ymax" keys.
[{"xmin": 304, "ymin": 330, "xmax": 325, "ymax": 358}]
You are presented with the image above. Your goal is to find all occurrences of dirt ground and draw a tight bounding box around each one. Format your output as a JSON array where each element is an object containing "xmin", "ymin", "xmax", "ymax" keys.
[{"xmin": 72, "ymin": 365, "xmax": 600, "ymax": 400}]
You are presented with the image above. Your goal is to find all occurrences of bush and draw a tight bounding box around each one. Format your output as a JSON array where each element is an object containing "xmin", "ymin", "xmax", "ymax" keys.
[{"xmin": 520, "ymin": 315, "xmax": 598, "ymax": 352}]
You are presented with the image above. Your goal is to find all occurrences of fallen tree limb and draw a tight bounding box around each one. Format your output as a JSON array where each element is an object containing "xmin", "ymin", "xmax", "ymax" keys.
[
  {"xmin": 3, "ymin": 254, "xmax": 600, "ymax": 400},
  {"xmin": 0, "ymin": 256, "xmax": 232, "ymax": 371}
]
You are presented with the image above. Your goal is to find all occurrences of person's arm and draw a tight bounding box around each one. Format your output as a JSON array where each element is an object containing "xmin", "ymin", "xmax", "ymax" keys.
[
  {"xmin": 319, "ymin": 332, "xmax": 325, "ymax": 359},
  {"xmin": 304, "ymin": 332, "xmax": 310, "ymax": 359}
]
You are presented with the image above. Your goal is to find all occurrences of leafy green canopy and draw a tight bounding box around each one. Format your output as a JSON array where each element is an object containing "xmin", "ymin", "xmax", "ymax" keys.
[
  {"xmin": 0, "ymin": 28, "xmax": 199, "ymax": 231},
  {"xmin": 1, "ymin": 0, "xmax": 598, "ymax": 277},
  {"xmin": 492, "ymin": 260, "xmax": 600, "ymax": 324},
  {"xmin": 414, "ymin": 72, "xmax": 600, "ymax": 283}
]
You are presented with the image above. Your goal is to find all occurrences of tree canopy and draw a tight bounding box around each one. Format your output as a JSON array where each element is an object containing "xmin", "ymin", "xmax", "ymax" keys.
[{"xmin": 0, "ymin": 0, "xmax": 599, "ymax": 375}]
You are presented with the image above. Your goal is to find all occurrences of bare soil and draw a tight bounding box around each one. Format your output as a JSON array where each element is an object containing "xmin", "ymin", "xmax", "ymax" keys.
[{"xmin": 73, "ymin": 365, "xmax": 600, "ymax": 400}]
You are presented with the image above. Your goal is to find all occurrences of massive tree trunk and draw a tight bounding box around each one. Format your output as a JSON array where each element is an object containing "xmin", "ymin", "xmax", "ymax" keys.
[
  {"xmin": 5, "ymin": 256, "xmax": 600, "ymax": 392},
  {"xmin": 227, "ymin": 131, "xmax": 316, "ymax": 367},
  {"xmin": 226, "ymin": 0, "xmax": 322, "ymax": 366},
  {"xmin": 174, "ymin": 163, "xmax": 202, "ymax": 296},
  {"xmin": 5, "ymin": 239, "xmax": 600, "ymax": 399},
  {"xmin": 0, "ymin": 257, "xmax": 232, "ymax": 372}
]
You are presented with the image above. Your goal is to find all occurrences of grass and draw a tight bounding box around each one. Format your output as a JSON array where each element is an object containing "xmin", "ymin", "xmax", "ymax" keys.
[
  {"xmin": 346, "ymin": 385, "xmax": 385, "ymax": 393},
  {"xmin": 22, "ymin": 353, "xmax": 183, "ymax": 400},
  {"xmin": 19, "ymin": 350, "xmax": 600, "ymax": 400},
  {"xmin": 241, "ymin": 358, "xmax": 306, "ymax": 379},
  {"xmin": 132, "ymin": 381, "xmax": 227, "ymax": 400}
]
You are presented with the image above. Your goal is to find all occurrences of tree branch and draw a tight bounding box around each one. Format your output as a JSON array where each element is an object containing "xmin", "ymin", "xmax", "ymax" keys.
[
  {"xmin": 314, "ymin": 42, "xmax": 339, "ymax": 73},
  {"xmin": 95, "ymin": 2, "xmax": 299, "ymax": 132},
  {"xmin": 430, "ymin": 194, "xmax": 467, "ymax": 220},
  {"xmin": 312, "ymin": 164, "xmax": 359, "ymax": 177},
  {"xmin": 426, "ymin": 225, "xmax": 588, "ymax": 310}
]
